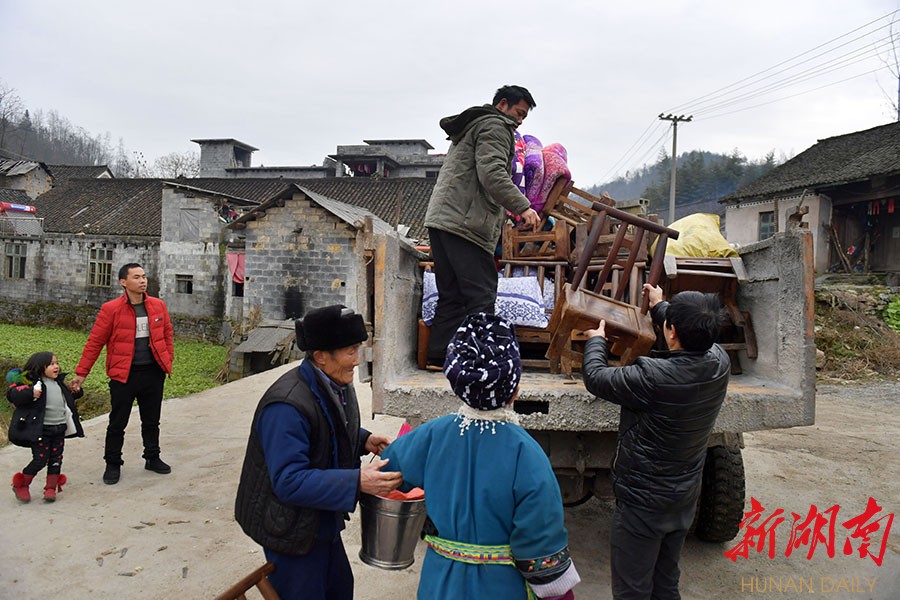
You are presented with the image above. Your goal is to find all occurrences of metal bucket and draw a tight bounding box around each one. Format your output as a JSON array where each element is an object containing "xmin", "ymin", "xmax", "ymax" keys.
[{"xmin": 358, "ymin": 492, "xmax": 427, "ymax": 570}]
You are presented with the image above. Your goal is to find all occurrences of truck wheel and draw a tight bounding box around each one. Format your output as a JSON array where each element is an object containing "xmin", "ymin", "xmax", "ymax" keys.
[
  {"xmin": 694, "ymin": 445, "xmax": 745, "ymax": 543},
  {"xmin": 556, "ymin": 474, "xmax": 594, "ymax": 507}
]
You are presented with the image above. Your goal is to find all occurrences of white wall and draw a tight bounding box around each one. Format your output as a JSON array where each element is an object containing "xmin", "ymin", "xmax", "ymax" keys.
[{"xmin": 725, "ymin": 193, "xmax": 832, "ymax": 273}]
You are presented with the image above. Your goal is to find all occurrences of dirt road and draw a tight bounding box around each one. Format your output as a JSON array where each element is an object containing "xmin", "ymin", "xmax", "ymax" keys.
[{"xmin": 1, "ymin": 366, "xmax": 897, "ymax": 599}]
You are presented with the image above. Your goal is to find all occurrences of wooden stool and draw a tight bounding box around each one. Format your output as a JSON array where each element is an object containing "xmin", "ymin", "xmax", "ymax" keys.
[{"xmin": 213, "ymin": 562, "xmax": 280, "ymax": 600}]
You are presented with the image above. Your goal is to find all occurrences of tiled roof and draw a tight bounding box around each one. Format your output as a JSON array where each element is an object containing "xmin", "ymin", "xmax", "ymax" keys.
[
  {"xmin": 0, "ymin": 188, "xmax": 34, "ymax": 205},
  {"xmin": 27, "ymin": 176, "xmax": 436, "ymax": 240},
  {"xmin": 32, "ymin": 179, "xmax": 162, "ymax": 236},
  {"xmin": 175, "ymin": 178, "xmax": 296, "ymax": 203},
  {"xmin": 726, "ymin": 121, "xmax": 900, "ymax": 202},
  {"xmin": 46, "ymin": 165, "xmax": 112, "ymax": 185},
  {"xmin": 295, "ymin": 177, "xmax": 434, "ymax": 240}
]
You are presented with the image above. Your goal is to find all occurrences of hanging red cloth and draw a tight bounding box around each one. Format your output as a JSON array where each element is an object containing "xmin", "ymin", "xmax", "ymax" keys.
[{"xmin": 225, "ymin": 253, "xmax": 245, "ymax": 283}]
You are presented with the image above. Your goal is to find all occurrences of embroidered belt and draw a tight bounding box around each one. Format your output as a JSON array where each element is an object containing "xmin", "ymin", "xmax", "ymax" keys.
[{"xmin": 424, "ymin": 535, "xmax": 536, "ymax": 599}]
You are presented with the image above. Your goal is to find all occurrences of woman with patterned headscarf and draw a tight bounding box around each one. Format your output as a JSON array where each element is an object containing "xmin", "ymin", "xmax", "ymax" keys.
[{"xmin": 382, "ymin": 313, "xmax": 580, "ymax": 599}]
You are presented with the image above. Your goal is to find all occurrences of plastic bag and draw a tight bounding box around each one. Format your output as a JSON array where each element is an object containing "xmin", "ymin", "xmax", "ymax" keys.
[{"xmin": 651, "ymin": 213, "xmax": 738, "ymax": 258}]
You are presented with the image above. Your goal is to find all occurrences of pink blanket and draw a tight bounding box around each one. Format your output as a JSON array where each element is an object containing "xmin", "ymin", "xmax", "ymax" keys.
[{"xmin": 535, "ymin": 143, "xmax": 571, "ymax": 213}]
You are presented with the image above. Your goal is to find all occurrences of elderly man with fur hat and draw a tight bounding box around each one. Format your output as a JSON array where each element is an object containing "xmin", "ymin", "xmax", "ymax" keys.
[
  {"xmin": 382, "ymin": 312, "xmax": 580, "ymax": 600},
  {"xmin": 234, "ymin": 305, "xmax": 402, "ymax": 600}
]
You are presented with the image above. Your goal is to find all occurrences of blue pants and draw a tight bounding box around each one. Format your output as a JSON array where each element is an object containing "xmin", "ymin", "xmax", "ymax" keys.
[{"xmin": 264, "ymin": 535, "xmax": 353, "ymax": 600}]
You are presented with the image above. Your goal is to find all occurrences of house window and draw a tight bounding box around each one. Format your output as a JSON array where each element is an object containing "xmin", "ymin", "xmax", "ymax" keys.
[
  {"xmin": 176, "ymin": 274, "xmax": 194, "ymax": 294},
  {"xmin": 232, "ymin": 280, "xmax": 244, "ymax": 297},
  {"xmin": 758, "ymin": 211, "xmax": 776, "ymax": 241},
  {"xmin": 4, "ymin": 243, "xmax": 26, "ymax": 279},
  {"xmin": 88, "ymin": 247, "xmax": 114, "ymax": 287}
]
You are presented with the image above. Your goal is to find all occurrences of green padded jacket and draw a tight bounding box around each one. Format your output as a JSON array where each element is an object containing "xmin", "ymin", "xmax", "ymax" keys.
[{"xmin": 424, "ymin": 105, "xmax": 531, "ymax": 254}]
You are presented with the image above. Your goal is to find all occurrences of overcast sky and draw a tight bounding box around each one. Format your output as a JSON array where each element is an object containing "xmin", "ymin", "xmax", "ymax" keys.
[{"xmin": 2, "ymin": 1, "xmax": 899, "ymax": 186}]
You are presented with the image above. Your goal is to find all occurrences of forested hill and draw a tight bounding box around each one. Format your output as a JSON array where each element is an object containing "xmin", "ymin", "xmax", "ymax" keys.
[{"xmin": 585, "ymin": 150, "xmax": 780, "ymax": 213}]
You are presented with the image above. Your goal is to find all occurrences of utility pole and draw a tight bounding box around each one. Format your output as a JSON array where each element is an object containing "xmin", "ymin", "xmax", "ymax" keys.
[{"xmin": 658, "ymin": 113, "xmax": 692, "ymax": 224}]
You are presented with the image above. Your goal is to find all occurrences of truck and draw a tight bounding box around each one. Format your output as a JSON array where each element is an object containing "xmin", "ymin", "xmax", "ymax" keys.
[{"xmin": 362, "ymin": 223, "xmax": 816, "ymax": 543}]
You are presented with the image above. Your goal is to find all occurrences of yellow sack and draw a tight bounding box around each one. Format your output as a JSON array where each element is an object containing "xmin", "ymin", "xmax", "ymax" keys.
[{"xmin": 650, "ymin": 213, "xmax": 738, "ymax": 258}]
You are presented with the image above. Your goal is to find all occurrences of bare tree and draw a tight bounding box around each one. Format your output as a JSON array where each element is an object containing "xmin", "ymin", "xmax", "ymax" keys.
[
  {"xmin": 0, "ymin": 79, "xmax": 24, "ymax": 149},
  {"xmin": 153, "ymin": 151, "xmax": 200, "ymax": 178},
  {"xmin": 877, "ymin": 15, "xmax": 900, "ymax": 121}
]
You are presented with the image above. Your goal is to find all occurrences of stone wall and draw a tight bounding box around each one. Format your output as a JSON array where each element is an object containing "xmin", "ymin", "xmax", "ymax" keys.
[
  {"xmin": 0, "ymin": 297, "xmax": 223, "ymax": 342},
  {"xmin": 242, "ymin": 194, "xmax": 360, "ymax": 322}
]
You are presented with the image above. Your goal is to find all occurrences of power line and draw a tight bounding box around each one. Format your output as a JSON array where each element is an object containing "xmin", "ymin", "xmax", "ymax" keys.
[
  {"xmin": 603, "ymin": 9, "xmax": 900, "ymax": 182},
  {"xmin": 698, "ymin": 66, "xmax": 888, "ymax": 120},
  {"xmin": 666, "ymin": 8, "xmax": 900, "ymax": 114},
  {"xmin": 692, "ymin": 39, "xmax": 892, "ymax": 116},
  {"xmin": 599, "ymin": 119, "xmax": 666, "ymax": 182}
]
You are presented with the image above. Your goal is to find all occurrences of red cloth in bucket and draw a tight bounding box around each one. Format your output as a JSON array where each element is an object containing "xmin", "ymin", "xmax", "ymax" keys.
[{"xmin": 380, "ymin": 487, "xmax": 424, "ymax": 501}]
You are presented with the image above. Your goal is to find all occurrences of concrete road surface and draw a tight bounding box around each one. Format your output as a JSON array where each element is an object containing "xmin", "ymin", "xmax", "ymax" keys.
[{"xmin": 1, "ymin": 364, "xmax": 898, "ymax": 599}]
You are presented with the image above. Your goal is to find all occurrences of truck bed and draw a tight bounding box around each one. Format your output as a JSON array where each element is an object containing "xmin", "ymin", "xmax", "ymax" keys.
[
  {"xmin": 376, "ymin": 368, "xmax": 811, "ymax": 434},
  {"xmin": 370, "ymin": 227, "xmax": 816, "ymax": 437}
]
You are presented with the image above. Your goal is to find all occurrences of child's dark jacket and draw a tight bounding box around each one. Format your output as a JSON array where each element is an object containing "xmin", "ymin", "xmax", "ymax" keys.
[{"xmin": 6, "ymin": 373, "xmax": 84, "ymax": 447}]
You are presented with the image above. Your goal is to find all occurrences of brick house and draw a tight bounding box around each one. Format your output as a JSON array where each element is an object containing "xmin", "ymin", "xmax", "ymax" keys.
[
  {"xmin": 723, "ymin": 121, "xmax": 900, "ymax": 273},
  {"xmin": 0, "ymin": 174, "xmax": 433, "ymax": 342}
]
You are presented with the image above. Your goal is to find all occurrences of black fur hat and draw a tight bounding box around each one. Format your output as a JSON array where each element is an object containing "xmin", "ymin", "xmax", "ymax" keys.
[{"xmin": 295, "ymin": 305, "xmax": 368, "ymax": 352}]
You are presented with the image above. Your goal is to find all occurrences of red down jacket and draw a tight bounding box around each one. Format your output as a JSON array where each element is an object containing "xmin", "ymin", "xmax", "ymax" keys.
[{"xmin": 76, "ymin": 293, "xmax": 174, "ymax": 383}]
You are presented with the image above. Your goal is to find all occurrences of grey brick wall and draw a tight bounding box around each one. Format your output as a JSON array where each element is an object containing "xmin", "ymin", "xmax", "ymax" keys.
[
  {"xmin": 0, "ymin": 234, "xmax": 158, "ymax": 304},
  {"xmin": 198, "ymin": 143, "xmax": 237, "ymax": 177},
  {"xmin": 243, "ymin": 195, "xmax": 360, "ymax": 322},
  {"xmin": 158, "ymin": 189, "xmax": 229, "ymax": 319}
]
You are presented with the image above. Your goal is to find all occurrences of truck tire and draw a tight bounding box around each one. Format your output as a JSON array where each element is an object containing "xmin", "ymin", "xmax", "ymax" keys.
[
  {"xmin": 694, "ymin": 445, "xmax": 745, "ymax": 543},
  {"xmin": 556, "ymin": 474, "xmax": 594, "ymax": 507}
]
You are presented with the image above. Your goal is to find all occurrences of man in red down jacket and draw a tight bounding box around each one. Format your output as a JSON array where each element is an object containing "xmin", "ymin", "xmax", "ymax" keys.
[{"xmin": 70, "ymin": 263, "xmax": 174, "ymax": 485}]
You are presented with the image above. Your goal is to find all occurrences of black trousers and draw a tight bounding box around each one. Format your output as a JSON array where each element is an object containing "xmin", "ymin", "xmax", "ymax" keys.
[
  {"xmin": 426, "ymin": 228, "xmax": 498, "ymax": 364},
  {"xmin": 105, "ymin": 363, "xmax": 166, "ymax": 465},
  {"xmin": 24, "ymin": 424, "xmax": 67, "ymax": 476},
  {"xmin": 610, "ymin": 501, "xmax": 695, "ymax": 600}
]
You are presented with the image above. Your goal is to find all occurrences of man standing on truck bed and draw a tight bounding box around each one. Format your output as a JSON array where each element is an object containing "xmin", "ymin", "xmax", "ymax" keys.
[
  {"xmin": 424, "ymin": 84, "xmax": 541, "ymax": 368},
  {"xmin": 581, "ymin": 284, "xmax": 730, "ymax": 600}
]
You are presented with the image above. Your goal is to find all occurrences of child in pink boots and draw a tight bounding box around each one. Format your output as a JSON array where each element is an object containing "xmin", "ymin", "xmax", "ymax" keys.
[{"xmin": 7, "ymin": 352, "xmax": 84, "ymax": 503}]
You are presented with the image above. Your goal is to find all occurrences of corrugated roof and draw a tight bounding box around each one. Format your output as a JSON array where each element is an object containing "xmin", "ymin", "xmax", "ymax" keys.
[
  {"xmin": 298, "ymin": 186, "xmax": 413, "ymax": 241},
  {"xmin": 294, "ymin": 177, "xmax": 434, "ymax": 240},
  {"xmin": 0, "ymin": 159, "xmax": 41, "ymax": 177},
  {"xmin": 233, "ymin": 322, "xmax": 295, "ymax": 353},
  {"xmin": 726, "ymin": 121, "xmax": 900, "ymax": 202}
]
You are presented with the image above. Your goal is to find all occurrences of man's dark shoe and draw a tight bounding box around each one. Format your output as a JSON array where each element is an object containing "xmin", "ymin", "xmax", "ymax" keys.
[
  {"xmin": 103, "ymin": 464, "xmax": 120, "ymax": 485},
  {"xmin": 144, "ymin": 457, "xmax": 172, "ymax": 474}
]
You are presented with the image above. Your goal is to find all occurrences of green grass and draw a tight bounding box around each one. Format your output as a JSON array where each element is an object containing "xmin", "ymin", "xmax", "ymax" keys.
[{"xmin": 0, "ymin": 323, "xmax": 227, "ymax": 445}]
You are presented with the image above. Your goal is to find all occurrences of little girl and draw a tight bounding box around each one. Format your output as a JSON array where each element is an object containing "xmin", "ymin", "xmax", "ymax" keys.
[{"xmin": 7, "ymin": 352, "xmax": 84, "ymax": 503}]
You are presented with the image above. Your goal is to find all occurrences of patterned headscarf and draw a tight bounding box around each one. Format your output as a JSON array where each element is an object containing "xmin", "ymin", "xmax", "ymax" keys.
[{"xmin": 444, "ymin": 313, "xmax": 522, "ymax": 411}]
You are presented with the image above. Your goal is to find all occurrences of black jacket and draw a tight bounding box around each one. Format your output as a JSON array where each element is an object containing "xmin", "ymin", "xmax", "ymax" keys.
[
  {"xmin": 6, "ymin": 373, "xmax": 85, "ymax": 447},
  {"xmin": 581, "ymin": 302, "xmax": 730, "ymax": 513}
]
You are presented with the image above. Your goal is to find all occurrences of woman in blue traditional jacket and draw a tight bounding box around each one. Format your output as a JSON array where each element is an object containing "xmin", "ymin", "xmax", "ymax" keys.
[{"xmin": 382, "ymin": 313, "xmax": 580, "ymax": 599}]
